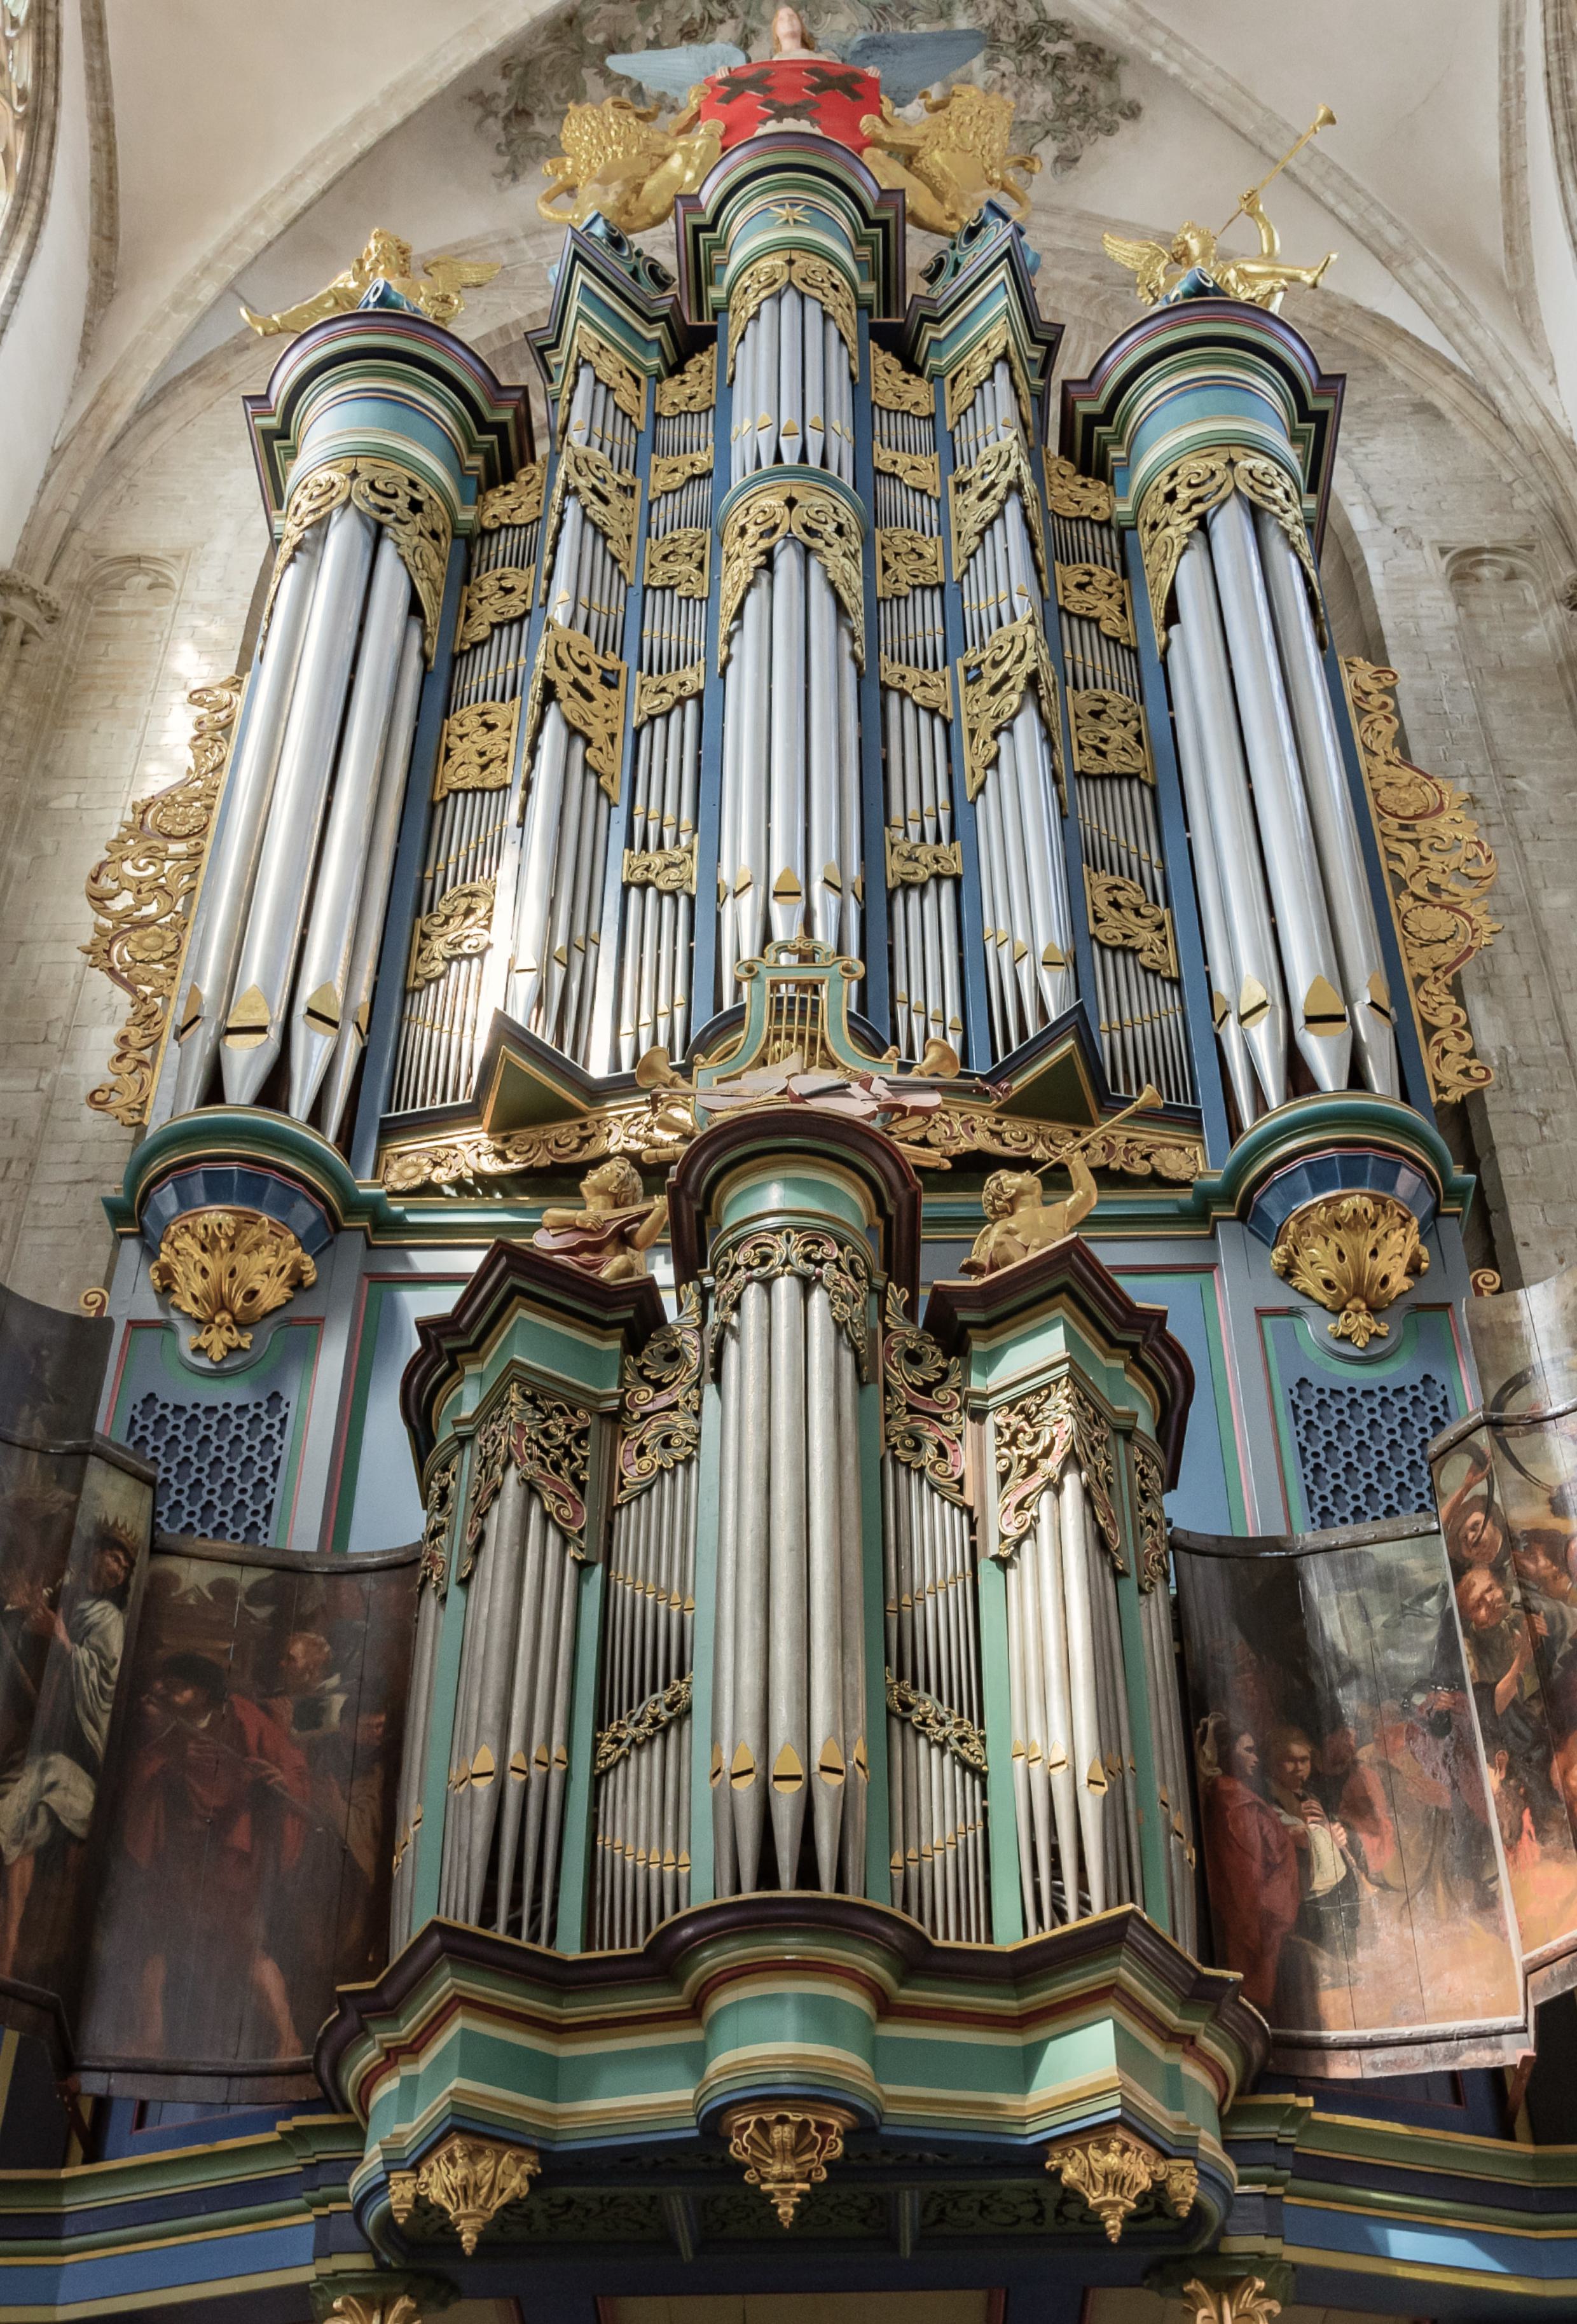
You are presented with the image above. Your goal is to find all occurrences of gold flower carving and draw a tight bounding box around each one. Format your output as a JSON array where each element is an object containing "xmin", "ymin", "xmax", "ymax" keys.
[
  {"xmin": 149, "ymin": 1210, "xmax": 317, "ymax": 1364},
  {"xmin": 1271, "ymin": 1189, "xmax": 1428, "ymax": 1350}
]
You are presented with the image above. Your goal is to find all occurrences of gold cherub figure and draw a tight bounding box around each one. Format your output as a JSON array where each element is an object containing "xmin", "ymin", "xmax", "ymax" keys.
[
  {"xmin": 1103, "ymin": 107, "xmax": 1337, "ymax": 315},
  {"xmin": 961, "ymin": 1156, "xmax": 1099, "ymax": 1278},
  {"xmin": 240, "ymin": 230, "xmax": 500, "ymax": 336},
  {"xmin": 533, "ymin": 1157, "xmax": 668, "ymax": 1283}
]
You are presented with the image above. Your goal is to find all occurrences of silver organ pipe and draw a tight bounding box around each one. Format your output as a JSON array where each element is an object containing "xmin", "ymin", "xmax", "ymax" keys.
[
  {"xmin": 392, "ymin": 469, "xmax": 542, "ymax": 1112},
  {"xmin": 711, "ymin": 1237, "xmax": 869, "ymax": 1897},
  {"xmin": 951, "ymin": 361, "xmax": 1073, "ymax": 1058},
  {"xmin": 390, "ymin": 1450, "xmax": 458, "ymax": 1951},
  {"xmin": 1139, "ymin": 1572, "xmax": 1197, "ymax": 1956},
  {"xmin": 1047, "ymin": 472, "xmax": 1194, "ymax": 1105},
  {"xmin": 1165, "ymin": 623, "xmax": 1260, "ymax": 1129}
]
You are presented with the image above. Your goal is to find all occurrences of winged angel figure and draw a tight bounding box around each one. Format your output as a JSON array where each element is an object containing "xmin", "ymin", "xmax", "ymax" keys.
[
  {"xmin": 1101, "ymin": 190, "xmax": 1333, "ymax": 314},
  {"xmin": 241, "ymin": 229, "xmax": 500, "ymax": 336},
  {"xmin": 539, "ymin": 6, "xmax": 1026, "ymax": 237}
]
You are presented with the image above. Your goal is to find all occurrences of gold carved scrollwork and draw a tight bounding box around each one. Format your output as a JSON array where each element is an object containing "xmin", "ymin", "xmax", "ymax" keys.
[
  {"xmin": 727, "ymin": 252, "xmax": 858, "ymax": 379},
  {"xmin": 1136, "ymin": 445, "xmax": 1322, "ymax": 656},
  {"xmin": 541, "ymin": 441, "xmax": 640, "ymax": 591},
  {"xmin": 1084, "ymin": 868, "xmax": 1179, "ymax": 979},
  {"xmin": 387, "ymin": 2131, "xmax": 541, "ymax": 2256},
  {"xmin": 1132, "ymin": 1438, "xmax": 1167, "ymax": 1594},
  {"xmin": 596, "ymin": 1673, "xmax": 693, "ymax": 1773},
  {"xmin": 879, "ymin": 655, "xmax": 951, "ymax": 717},
  {"xmin": 723, "ymin": 2105, "xmax": 854, "ymax": 2229},
  {"xmin": 949, "ymin": 432, "xmax": 1048, "ymax": 592},
  {"xmin": 1179, "ymin": 2277, "xmax": 1281, "ymax": 2324},
  {"xmin": 565, "ymin": 322, "xmax": 647, "ymax": 430},
  {"xmin": 1270, "ymin": 1190, "xmax": 1428, "ymax": 1350},
  {"xmin": 523, "ymin": 621, "xmax": 628, "ymax": 801},
  {"xmin": 407, "ymin": 878, "xmax": 495, "ymax": 989},
  {"xmin": 262, "ymin": 459, "xmax": 451, "ymax": 663},
  {"xmin": 1342, "ymin": 656, "xmax": 1499, "ymax": 1101},
  {"xmin": 872, "ymin": 345, "xmax": 933, "ymax": 416},
  {"xmin": 480, "ymin": 460, "xmax": 546, "ymax": 530},
  {"xmin": 995, "ymin": 1376, "xmax": 1122, "ymax": 1566},
  {"xmin": 1045, "ymin": 454, "xmax": 1115, "ymax": 522},
  {"xmin": 633, "ymin": 660, "xmax": 705, "ymax": 726},
  {"xmin": 876, "ymin": 528, "xmax": 946, "ymax": 600},
  {"xmin": 1070, "ymin": 689, "xmax": 1150, "ymax": 780},
  {"xmin": 315, "ymin": 2293, "xmax": 427, "ymax": 2324},
  {"xmin": 719, "ymin": 481, "xmax": 865, "ymax": 670},
  {"xmin": 650, "ymin": 447, "xmax": 713, "ymax": 499},
  {"xmin": 959, "ymin": 611, "xmax": 1061, "ymax": 803},
  {"xmin": 149, "ymin": 1210, "xmax": 317, "ymax": 1364},
  {"xmin": 874, "ymin": 441, "xmax": 940, "ymax": 496},
  {"xmin": 456, "ymin": 564, "xmax": 534, "ymax": 651},
  {"xmin": 460, "ymin": 1376, "xmax": 593, "ymax": 1574},
  {"xmin": 433, "ymin": 696, "xmax": 518, "ymax": 801},
  {"xmin": 380, "ymin": 1097, "xmax": 695, "ymax": 1193},
  {"xmin": 656, "ymin": 345, "xmax": 715, "ymax": 415},
  {"xmin": 644, "ymin": 525, "xmax": 710, "ymax": 597},
  {"xmin": 623, "ymin": 843, "xmax": 696, "ymax": 894},
  {"xmin": 883, "ymin": 1287, "xmax": 967, "ymax": 1504},
  {"xmin": 861, "ymin": 86, "xmax": 1041, "ymax": 244},
  {"xmin": 886, "ymin": 1671, "xmax": 987, "ymax": 1773},
  {"xmin": 886, "ymin": 832, "xmax": 963, "ymax": 888},
  {"xmin": 1054, "ymin": 561, "xmax": 1133, "ymax": 645},
  {"xmin": 943, "ymin": 319, "xmax": 1033, "ymax": 436},
  {"xmin": 83, "ymin": 677, "xmax": 241, "ymax": 1127},
  {"xmin": 712, "ymin": 1224, "xmax": 872, "ymax": 1378},
  {"xmin": 1045, "ymin": 2127, "xmax": 1189, "ymax": 2244},
  {"xmin": 418, "ymin": 1451, "xmax": 460, "ymax": 1594},
  {"xmin": 617, "ymin": 1283, "xmax": 702, "ymax": 1503}
]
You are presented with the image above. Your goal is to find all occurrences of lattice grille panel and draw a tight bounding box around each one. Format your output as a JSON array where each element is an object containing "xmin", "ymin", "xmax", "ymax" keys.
[
  {"xmin": 123, "ymin": 1387, "xmax": 291, "ymax": 1543},
  {"xmin": 1288, "ymin": 1371, "xmax": 1452, "ymax": 1530}
]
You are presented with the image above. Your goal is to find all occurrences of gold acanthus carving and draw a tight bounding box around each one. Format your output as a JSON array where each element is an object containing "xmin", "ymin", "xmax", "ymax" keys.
[
  {"xmin": 876, "ymin": 528, "xmax": 946, "ymax": 600},
  {"xmin": 315, "ymin": 2295, "xmax": 426, "ymax": 2324},
  {"xmin": 461, "ymin": 1375, "xmax": 593, "ymax": 1573},
  {"xmin": 83, "ymin": 677, "xmax": 241, "ymax": 1128},
  {"xmin": 1133, "ymin": 1437, "xmax": 1168, "ymax": 1594},
  {"xmin": 723, "ymin": 2104, "xmax": 855, "ymax": 2229},
  {"xmin": 1342, "ymin": 656, "xmax": 1499, "ymax": 1102},
  {"xmin": 1054, "ymin": 560, "xmax": 1133, "ymax": 646},
  {"xmin": 656, "ymin": 345, "xmax": 715, "ymax": 415},
  {"xmin": 149, "ymin": 1210, "xmax": 317, "ymax": 1364},
  {"xmin": 883, "ymin": 1288, "xmax": 967, "ymax": 1505},
  {"xmin": 387, "ymin": 2131, "xmax": 541, "ymax": 2256},
  {"xmin": 433, "ymin": 696, "xmax": 518, "ymax": 800},
  {"xmin": 1070, "ymin": 689, "xmax": 1150, "ymax": 780},
  {"xmin": 633, "ymin": 660, "xmax": 705, "ymax": 726},
  {"xmin": 1085, "ymin": 868, "xmax": 1179, "ymax": 979},
  {"xmin": 1136, "ymin": 445, "xmax": 1322, "ymax": 657},
  {"xmin": 522, "ymin": 621, "xmax": 628, "ymax": 802},
  {"xmin": 480, "ymin": 459, "xmax": 546, "ymax": 530},
  {"xmin": 418, "ymin": 1450, "xmax": 460, "ymax": 1594},
  {"xmin": 887, "ymin": 1673, "xmax": 987, "ymax": 1773},
  {"xmin": 959, "ymin": 611, "xmax": 1062, "ymax": 804},
  {"xmin": 886, "ymin": 832, "xmax": 963, "ymax": 888},
  {"xmin": 564, "ymin": 321, "xmax": 647, "ymax": 430},
  {"xmin": 650, "ymin": 447, "xmax": 713, "ymax": 499},
  {"xmin": 541, "ymin": 440, "xmax": 640, "ymax": 591},
  {"xmin": 874, "ymin": 441, "xmax": 940, "ymax": 496},
  {"xmin": 644, "ymin": 525, "xmax": 710, "ymax": 597},
  {"xmin": 1044, "ymin": 2126, "xmax": 1195, "ymax": 2243},
  {"xmin": 407, "ymin": 878, "xmax": 495, "ymax": 989},
  {"xmin": 455, "ymin": 564, "xmax": 533, "ymax": 651},
  {"xmin": 872, "ymin": 345, "xmax": 932, "ymax": 415},
  {"xmin": 943, "ymin": 317, "xmax": 1033, "ymax": 436},
  {"xmin": 719, "ymin": 481, "xmax": 865, "ymax": 670},
  {"xmin": 861, "ymin": 86, "xmax": 1040, "ymax": 242},
  {"xmin": 1270, "ymin": 1189, "xmax": 1428, "ymax": 1350},
  {"xmin": 240, "ymin": 228, "xmax": 499, "ymax": 334},
  {"xmin": 595, "ymin": 1673, "xmax": 692, "ymax": 1773},
  {"xmin": 616, "ymin": 1283, "xmax": 703, "ymax": 1504},
  {"xmin": 1045, "ymin": 454, "xmax": 1115, "ymax": 523},
  {"xmin": 537, "ymin": 97, "xmax": 723, "ymax": 237},
  {"xmin": 712, "ymin": 1224, "xmax": 872, "ymax": 1378},
  {"xmin": 879, "ymin": 655, "xmax": 951, "ymax": 717},
  {"xmin": 262, "ymin": 459, "xmax": 450, "ymax": 663},
  {"xmin": 623, "ymin": 843, "xmax": 696, "ymax": 894},
  {"xmin": 1179, "ymin": 2277, "xmax": 1282, "ymax": 2324},
  {"xmin": 726, "ymin": 251, "xmax": 858, "ymax": 379},
  {"xmin": 995, "ymin": 1376, "xmax": 1123, "ymax": 1567},
  {"xmin": 950, "ymin": 432, "xmax": 1048, "ymax": 593}
]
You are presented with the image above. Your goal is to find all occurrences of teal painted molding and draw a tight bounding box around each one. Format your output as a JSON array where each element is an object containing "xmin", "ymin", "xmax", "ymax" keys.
[{"xmin": 1202, "ymin": 1088, "xmax": 1474, "ymax": 1222}]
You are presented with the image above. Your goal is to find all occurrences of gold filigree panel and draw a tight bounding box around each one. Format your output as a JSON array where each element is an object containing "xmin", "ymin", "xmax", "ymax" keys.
[
  {"xmin": 1045, "ymin": 454, "xmax": 1115, "ymax": 522},
  {"xmin": 886, "ymin": 832, "xmax": 963, "ymax": 887},
  {"xmin": 83, "ymin": 678, "xmax": 241, "ymax": 1128},
  {"xmin": 480, "ymin": 460, "xmax": 545, "ymax": 530},
  {"xmin": 644, "ymin": 525, "xmax": 710, "ymax": 597},
  {"xmin": 633, "ymin": 659, "xmax": 705, "ymax": 726},
  {"xmin": 541, "ymin": 440, "xmax": 640, "ymax": 591},
  {"xmin": 995, "ymin": 1376, "xmax": 1122, "ymax": 1565},
  {"xmin": 949, "ymin": 431, "xmax": 1048, "ymax": 592},
  {"xmin": 727, "ymin": 251, "xmax": 858, "ymax": 379},
  {"xmin": 262, "ymin": 458, "xmax": 451, "ymax": 661},
  {"xmin": 407, "ymin": 878, "xmax": 495, "ymax": 989},
  {"xmin": 1136, "ymin": 443, "xmax": 1323, "ymax": 656},
  {"xmin": 455, "ymin": 564, "xmax": 533, "ymax": 651},
  {"xmin": 879, "ymin": 654, "xmax": 951, "ymax": 716},
  {"xmin": 1070, "ymin": 688, "xmax": 1150, "ymax": 780},
  {"xmin": 650, "ymin": 447, "xmax": 713, "ymax": 499},
  {"xmin": 656, "ymin": 345, "xmax": 715, "ymax": 414},
  {"xmin": 872, "ymin": 345, "xmax": 932, "ymax": 415},
  {"xmin": 943, "ymin": 319, "xmax": 1034, "ymax": 436},
  {"xmin": 564, "ymin": 321, "xmax": 646, "ymax": 431},
  {"xmin": 623, "ymin": 843, "xmax": 696, "ymax": 893},
  {"xmin": 1084, "ymin": 868, "xmax": 1178, "ymax": 979},
  {"xmin": 876, "ymin": 527, "xmax": 946, "ymax": 600},
  {"xmin": 719, "ymin": 481, "xmax": 865, "ymax": 670},
  {"xmin": 1054, "ymin": 561, "xmax": 1133, "ymax": 645},
  {"xmin": 432, "ymin": 696, "xmax": 519, "ymax": 800},
  {"xmin": 523, "ymin": 620, "xmax": 628, "ymax": 801},
  {"xmin": 958, "ymin": 611, "xmax": 1062, "ymax": 802},
  {"xmin": 874, "ymin": 441, "xmax": 940, "ymax": 495}
]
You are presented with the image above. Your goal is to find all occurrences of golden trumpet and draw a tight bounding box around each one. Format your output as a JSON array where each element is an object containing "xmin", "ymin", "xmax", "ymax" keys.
[
  {"xmin": 1218, "ymin": 104, "xmax": 1336, "ymax": 237},
  {"xmin": 1036, "ymin": 1083, "xmax": 1162, "ymax": 1180}
]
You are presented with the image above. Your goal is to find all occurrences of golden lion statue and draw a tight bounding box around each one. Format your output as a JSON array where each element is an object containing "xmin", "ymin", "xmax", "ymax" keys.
[
  {"xmin": 538, "ymin": 95, "xmax": 724, "ymax": 235},
  {"xmin": 860, "ymin": 85, "xmax": 1040, "ymax": 238}
]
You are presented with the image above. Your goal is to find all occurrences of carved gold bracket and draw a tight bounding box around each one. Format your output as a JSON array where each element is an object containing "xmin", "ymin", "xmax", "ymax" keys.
[
  {"xmin": 872, "ymin": 345, "xmax": 932, "ymax": 416},
  {"xmin": 623, "ymin": 843, "xmax": 696, "ymax": 894},
  {"xmin": 886, "ymin": 832, "xmax": 963, "ymax": 888},
  {"xmin": 876, "ymin": 527, "xmax": 946, "ymax": 600},
  {"xmin": 388, "ymin": 2131, "xmax": 541, "ymax": 2256},
  {"xmin": 1342, "ymin": 656, "xmax": 1499, "ymax": 1101},
  {"xmin": 722, "ymin": 2103, "xmax": 855, "ymax": 2228},
  {"xmin": 1085, "ymin": 867, "xmax": 1179, "ymax": 978},
  {"xmin": 633, "ymin": 660, "xmax": 705, "ymax": 726},
  {"xmin": 1070, "ymin": 688, "xmax": 1150, "ymax": 780},
  {"xmin": 407, "ymin": 880, "xmax": 495, "ymax": 989},
  {"xmin": 148, "ymin": 1210, "xmax": 317, "ymax": 1363},
  {"xmin": 262, "ymin": 459, "xmax": 451, "ymax": 661},
  {"xmin": 1270, "ymin": 1189, "xmax": 1428, "ymax": 1348},
  {"xmin": 1178, "ymin": 2276, "xmax": 1283, "ymax": 2324},
  {"xmin": 1054, "ymin": 560, "xmax": 1133, "ymax": 644},
  {"xmin": 83, "ymin": 677, "xmax": 241, "ymax": 1127},
  {"xmin": 874, "ymin": 441, "xmax": 940, "ymax": 496},
  {"xmin": 480, "ymin": 459, "xmax": 545, "ymax": 530},
  {"xmin": 1045, "ymin": 2126, "xmax": 1197, "ymax": 2243},
  {"xmin": 522, "ymin": 621, "xmax": 628, "ymax": 802},
  {"xmin": 650, "ymin": 447, "xmax": 713, "ymax": 499},
  {"xmin": 656, "ymin": 346, "xmax": 715, "ymax": 415},
  {"xmin": 644, "ymin": 526, "xmax": 710, "ymax": 597},
  {"xmin": 1045, "ymin": 454, "xmax": 1115, "ymax": 523},
  {"xmin": 879, "ymin": 655, "xmax": 951, "ymax": 717},
  {"xmin": 456, "ymin": 564, "xmax": 534, "ymax": 649},
  {"xmin": 1136, "ymin": 445, "xmax": 1321, "ymax": 657}
]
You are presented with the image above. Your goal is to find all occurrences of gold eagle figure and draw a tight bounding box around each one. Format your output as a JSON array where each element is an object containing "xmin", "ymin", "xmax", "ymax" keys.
[{"xmin": 240, "ymin": 230, "xmax": 500, "ymax": 336}]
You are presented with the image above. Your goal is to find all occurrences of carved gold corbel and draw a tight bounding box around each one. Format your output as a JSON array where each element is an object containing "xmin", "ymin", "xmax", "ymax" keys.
[
  {"xmin": 722, "ymin": 2103, "xmax": 855, "ymax": 2228},
  {"xmin": 387, "ymin": 2131, "xmax": 541, "ymax": 2256},
  {"xmin": 1270, "ymin": 1189, "xmax": 1428, "ymax": 1349},
  {"xmin": 1045, "ymin": 2126, "xmax": 1196, "ymax": 2243},
  {"xmin": 1179, "ymin": 2277, "xmax": 1283, "ymax": 2324},
  {"xmin": 148, "ymin": 1210, "xmax": 317, "ymax": 1363}
]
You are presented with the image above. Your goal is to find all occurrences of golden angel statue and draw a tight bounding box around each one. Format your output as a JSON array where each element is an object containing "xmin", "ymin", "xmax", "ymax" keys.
[
  {"xmin": 1103, "ymin": 109, "xmax": 1339, "ymax": 314},
  {"xmin": 240, "ymin": 230, "xmax": 500, "ymax": 336}
]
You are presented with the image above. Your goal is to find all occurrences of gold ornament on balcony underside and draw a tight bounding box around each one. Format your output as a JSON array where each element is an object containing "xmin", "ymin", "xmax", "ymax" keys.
[
  {"xmin": 240, "ymin": 228, "xmax": 499, "ymax": 334},
  {"xmin": 387, "ymin": 2130, "xmax": 541, "ymax": 2256},
  {"xmin": 723, "ymin": 2103, "xmax": 855, "ymax": 2228},
  {"xmin": 148, "ymin": 1210, "xmax": 317, "ymax": 1364},
  {"xmin": 1271, "ymin": 1190, "xmax": 1428, "ymax": 1350},
  {"xmin": 1045, "ymin": 2126, "xmax": 1195, "ymax": 2243}
]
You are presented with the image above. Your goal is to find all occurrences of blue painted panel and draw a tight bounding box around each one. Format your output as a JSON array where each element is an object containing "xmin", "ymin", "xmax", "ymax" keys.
[
  {"xmin": 1115, "ymin": 1268, "xmax": 1243, "ymax": 1535},
  {"xmin": 341, "ymin": 1278, "xmax": 469, "ymax": 1553}
]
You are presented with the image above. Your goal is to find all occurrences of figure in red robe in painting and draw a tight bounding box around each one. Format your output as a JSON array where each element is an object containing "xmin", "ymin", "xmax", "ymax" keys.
[
  {"xmin": 1196, "ymin": 1716, "xmax": 1301, "ymax": 2014},
  {"xmin": 121, "ymin": 1652, "xmax": 310, "ymax": 2060}
]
